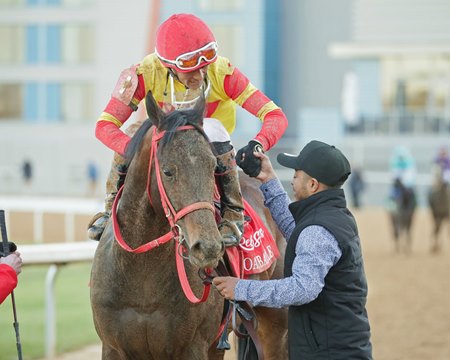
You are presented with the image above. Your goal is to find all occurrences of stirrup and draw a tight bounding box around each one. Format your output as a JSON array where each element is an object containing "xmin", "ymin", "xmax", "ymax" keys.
[
  {"xmin": 87, "ymin": 212, "xmax": 110, "ymax": 241},
  {"xmin": 218, "ymin": 220, "xmax": 243, "ymax": 247}
]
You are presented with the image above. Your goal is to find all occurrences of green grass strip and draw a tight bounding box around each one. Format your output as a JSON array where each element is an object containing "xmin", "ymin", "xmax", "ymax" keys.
[{"xmin": 0, "ymin": 263, "xmax": 99, "ymax": 360}]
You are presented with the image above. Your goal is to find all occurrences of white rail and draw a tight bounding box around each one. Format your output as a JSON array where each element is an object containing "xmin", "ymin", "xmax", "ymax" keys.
[
  {"xmin": 0, "ymin": 196, "xmax": 103, "ymax": 243},
  {"xmin": 20, "ymin": 242, "xmax": 98, "ymax": 360}
]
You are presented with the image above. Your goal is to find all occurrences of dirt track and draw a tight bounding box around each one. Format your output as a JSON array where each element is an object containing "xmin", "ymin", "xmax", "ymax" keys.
[{"xmin": 42, "ymin": 207, "xmax": 450, "ymax": 360}]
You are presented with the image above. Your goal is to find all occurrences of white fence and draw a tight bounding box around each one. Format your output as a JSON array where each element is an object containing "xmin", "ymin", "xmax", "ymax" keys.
[
  {"xmin": 0, "ymin": 197, "xmax": 103, "ymax": 359},
  {"xmin": 19, "ymin": 242, "xmax": 98, "ymax": 360},
  {"xmin": 0, "ymin": 195, "xmax": 103, "ymax": 243}
]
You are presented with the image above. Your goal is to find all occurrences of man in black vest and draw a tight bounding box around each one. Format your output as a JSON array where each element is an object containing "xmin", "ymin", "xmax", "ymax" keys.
[{"xmin": 214, "ymin": 140, "xmax": 372, "ymax": 359}]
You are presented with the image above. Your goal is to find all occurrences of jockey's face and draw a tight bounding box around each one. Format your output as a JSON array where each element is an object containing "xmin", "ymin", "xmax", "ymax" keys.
[{"xmin": 173, "ymin": 66, "xmax": 208, "ymax": 90}]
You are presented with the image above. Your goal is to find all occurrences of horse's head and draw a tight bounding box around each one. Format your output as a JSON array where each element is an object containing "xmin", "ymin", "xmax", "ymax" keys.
[{"xmin": 124, "ymin": 91, "xmax": 224, "ymax": 268}]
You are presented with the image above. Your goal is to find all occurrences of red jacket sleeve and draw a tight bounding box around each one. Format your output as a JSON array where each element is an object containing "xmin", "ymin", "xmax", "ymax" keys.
[
  {"xmin": 0, "ymin": 264, "xmax": 18, "ymax": 304},
  {"xmin": 95, "ymin": 73, "xmax": 147, "ymax": 155},
  {"xmin": 224, "ymin": 66, "xmax": 288, "ymax": 151}
]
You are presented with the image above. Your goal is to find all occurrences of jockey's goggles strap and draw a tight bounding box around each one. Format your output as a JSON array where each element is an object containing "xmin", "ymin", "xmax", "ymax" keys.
[{"xmin": 157, "ymin": 42, "xmax": 218, "ymax": 71}]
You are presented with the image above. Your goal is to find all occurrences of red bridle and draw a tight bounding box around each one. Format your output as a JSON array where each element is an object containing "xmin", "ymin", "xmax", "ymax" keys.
[{"xmin": 111, "ymin": 125, "xmax": 216, "ymax": 303}]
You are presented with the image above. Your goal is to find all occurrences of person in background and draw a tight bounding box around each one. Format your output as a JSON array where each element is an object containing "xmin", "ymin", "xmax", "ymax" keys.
[
  {"xmin": 349, "ymin": 166, "xmax": 365, "ymax": 209},
  {"xmin": 87, "ymin": 13, "xmax": 288, "ymax": 245},
  {"xmin": 389, "ymin": 146, "xmax": 416, "ymax": 188},
  {"xmin": 389, "ymin": 146, "xmax": 416, "ymax": 204},
  {"xmin": 0, "ymin": 252, "xmax": 23, "ymax": 304},
  {"xmin": 22, "ymin": 159, "xmax": 33, "ymax": 187},
  {"xmin": 213, "ymin": 140, "xmax": 372, "ymax": 359},
  {"xmin": 433, "ymin": 145, "xmax": 450, "ymax": 184},
  {"xmin": 87, "ymin": 160, "xmax": 99, "ymax": 197}
]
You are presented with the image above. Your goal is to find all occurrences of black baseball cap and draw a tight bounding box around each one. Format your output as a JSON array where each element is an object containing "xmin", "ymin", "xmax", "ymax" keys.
[{"xmin": 277, "ymin": 140, "xmax": 351, "ymax": 186}]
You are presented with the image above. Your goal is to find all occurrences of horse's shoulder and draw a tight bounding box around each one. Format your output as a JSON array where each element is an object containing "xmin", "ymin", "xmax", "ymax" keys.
[{"xmin": 239, "ymin": 172, "xmax": 264, "ymax": 207}]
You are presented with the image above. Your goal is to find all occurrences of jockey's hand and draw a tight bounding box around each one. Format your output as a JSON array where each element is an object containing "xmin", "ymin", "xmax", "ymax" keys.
[
  {"xmin": 213, "ymin": 276, "xmax": 239, "ymax": 300},
  {"xmin": 253, "ymin": 152, "xmax": 278, "ymax": 184},
  {"xmin": 236, "ymin": 140, "xmax": 264, "ymax": 177}
]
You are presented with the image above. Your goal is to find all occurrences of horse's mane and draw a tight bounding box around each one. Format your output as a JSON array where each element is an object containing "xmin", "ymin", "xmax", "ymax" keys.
[{"xmin": 124, "ymin": 91, "xmax": 211, "ymax": 166}]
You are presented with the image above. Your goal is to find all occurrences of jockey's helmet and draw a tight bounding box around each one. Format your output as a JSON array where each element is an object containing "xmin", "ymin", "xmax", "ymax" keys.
[{"xmin": 155, "ymin": 14, "xmax": 218, "ymax": 73}]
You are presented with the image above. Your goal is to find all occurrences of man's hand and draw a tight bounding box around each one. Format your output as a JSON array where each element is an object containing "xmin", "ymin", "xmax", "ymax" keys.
[
  {"xmin": 213, "ymin": 276, "xmax": 239, "ymax": 300},
  {"xmin": 0, "ymin": 252, "xmax": 23, "ymax": 275},
  {"xmin": 236, "ymin": 140, "xmax": 264, "ymax": 177},
  {"xmin": 253, "ymin": 152, "xmax": 277, "ymax": 184}
]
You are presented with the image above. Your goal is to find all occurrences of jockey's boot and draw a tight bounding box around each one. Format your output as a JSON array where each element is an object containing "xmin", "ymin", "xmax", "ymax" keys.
[
  {"xmin": 87, "ymin": 153, "xmax": 127, "ymax": 241},
  {"xmin": 215, "ymin": 149, "xmax": 245, "ymax": 247}
]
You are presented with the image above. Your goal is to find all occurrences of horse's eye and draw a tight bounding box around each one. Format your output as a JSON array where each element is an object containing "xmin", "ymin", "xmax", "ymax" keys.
[{"xmin": 163, "ymin": 169, "xmax": 173, "ymax": 177}]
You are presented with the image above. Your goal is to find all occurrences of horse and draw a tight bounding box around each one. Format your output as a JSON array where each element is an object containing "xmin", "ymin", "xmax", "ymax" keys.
[
  {"xmin": 90, "ymin": 91, "xmax": 288, "ymax": 360},
  {"xmin": 428, "ymin": 167, "xmax": 450, "ymax": 253},
  {"xmin": 387, "ymin": 178, "xmax": 417, "ymax": 253}
]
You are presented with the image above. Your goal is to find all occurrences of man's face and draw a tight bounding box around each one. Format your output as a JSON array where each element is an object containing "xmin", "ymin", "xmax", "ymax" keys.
[
  {"xmin": 173, "ymin": 66, "xmax": 208, "ymax": 90},
  {"xmin": 291, "ymin": 170, "xmax": 313, "ymax": 201}
]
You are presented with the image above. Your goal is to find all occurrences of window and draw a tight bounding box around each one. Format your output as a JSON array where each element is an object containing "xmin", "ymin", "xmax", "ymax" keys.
[
  {"xmin": 381, "ymin": 56, "xmax": 450, "ymax": 113},
  {"xmin": 21, "ymin": 24, "xmax": 93, "ymax": 64},
  {"xmin": 62, "ymin": 25, "xmax": 94, "ymax": 64},
  {"xmin": 61, "ymin": 83, "xmax": 94, "ymax": 124},
  {"xmin": 26, "ymin": 25, "xmax": 40, "ymax": 64},
  {"xmin": 0, "ymin": 26, "xmax": 24, "ymax": 64},
  {"xmin": 0, "ymin": 82, "xmax": 95, "ymax": 123},
  {"xmin": 46, "ymin": 25, "xmax": 61, "ymax": 63},
  {"xmin": 0, "ymin": 0, "xmax": 25, "ymax": 7},
  {"xmin": 0, "ymin": 84, "xmax": 22, "ymax": 121}
]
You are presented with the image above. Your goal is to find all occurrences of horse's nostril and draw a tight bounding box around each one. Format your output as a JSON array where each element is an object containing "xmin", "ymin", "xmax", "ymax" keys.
[{"xmin": 191, "ymin": 239, "xmax": 223, "ymax": 258}]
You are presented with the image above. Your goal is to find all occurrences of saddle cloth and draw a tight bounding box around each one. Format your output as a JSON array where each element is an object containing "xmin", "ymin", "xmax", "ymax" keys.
[{"xmin": 220, "ymin": 199, "xmax": 280, "ymax": 279}]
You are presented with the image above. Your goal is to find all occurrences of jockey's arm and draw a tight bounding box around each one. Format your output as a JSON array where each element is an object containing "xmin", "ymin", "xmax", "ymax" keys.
[
  {"xmin": 224, "ymin": 66, "xmax": 288, "ymax": 151},
  {"xmin": 95, "ymin": 69, "xmax": 146, "ymax": 155}
]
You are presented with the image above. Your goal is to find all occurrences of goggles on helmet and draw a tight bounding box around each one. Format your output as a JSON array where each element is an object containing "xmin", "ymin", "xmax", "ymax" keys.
[{"xmin": 156, "ymin": 41, "xmax": 218, "ymax": 71}]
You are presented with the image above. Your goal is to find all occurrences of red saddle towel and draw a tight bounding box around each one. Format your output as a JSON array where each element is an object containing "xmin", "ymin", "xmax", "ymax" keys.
[
  {"xmin": 240, "ymin": 199, "xmax": 280, "ymax": 277},
  {"xmin": 224, "ymin": 199, "xmax": 280, "ymax": 279}
]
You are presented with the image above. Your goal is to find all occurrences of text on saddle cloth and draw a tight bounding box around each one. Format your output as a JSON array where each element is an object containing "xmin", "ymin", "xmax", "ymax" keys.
[{"xmin": 226, "ymin": 199, "xmax": 280, "ymax": 278}]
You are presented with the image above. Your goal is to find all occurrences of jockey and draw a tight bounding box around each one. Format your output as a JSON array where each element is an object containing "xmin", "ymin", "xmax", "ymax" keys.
[
  {"xmin": 433, "ymin": 145, "xmax": 450, "ymax": 184},
  {"xmin": 87, "ymin": 13, "xmax": 288, "ymax": 246},
  {"xmin": 389, "ymin": 146, "xmax": 416, "ymax": 202}
]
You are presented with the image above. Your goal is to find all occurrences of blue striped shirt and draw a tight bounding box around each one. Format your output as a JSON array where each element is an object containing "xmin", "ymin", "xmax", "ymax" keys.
[{"xmin": 234, "ymin": 178, "xmax": 342, "ymax": 308}]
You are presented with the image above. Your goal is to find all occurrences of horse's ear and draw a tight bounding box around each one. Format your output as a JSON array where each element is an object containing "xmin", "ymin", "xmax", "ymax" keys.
[{"xmin": 145, "ymin": 91, "xmax": 165, "ymax": 127}]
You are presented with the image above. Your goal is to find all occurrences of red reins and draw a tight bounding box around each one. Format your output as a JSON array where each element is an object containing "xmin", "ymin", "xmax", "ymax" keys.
[{"xmin": 111, "ymin": 125, "xmax": 215, "ymax": 303}]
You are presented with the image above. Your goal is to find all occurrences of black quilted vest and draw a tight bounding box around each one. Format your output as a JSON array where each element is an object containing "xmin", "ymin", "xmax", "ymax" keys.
[{"xmin": 284, "ymin": 189, "xmax": 372, "ymax": 360}]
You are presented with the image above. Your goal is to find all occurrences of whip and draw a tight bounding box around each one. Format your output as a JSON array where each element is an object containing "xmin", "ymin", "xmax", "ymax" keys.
[{"xmin": 0, "ymin": 210, "xmax": 23, "ymax": 360}]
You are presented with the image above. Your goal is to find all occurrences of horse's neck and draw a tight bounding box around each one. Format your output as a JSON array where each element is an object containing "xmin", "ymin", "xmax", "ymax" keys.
[{"xmin": 120, "ymin": 185, "xmax": 173, "ymax": 242}]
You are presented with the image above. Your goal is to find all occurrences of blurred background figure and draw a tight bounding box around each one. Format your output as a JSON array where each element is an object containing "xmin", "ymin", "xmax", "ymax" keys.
[
  {"xmin": 21, "ymin": 159, "xmax": 33, "ymax": 191},
  {"xmin": 389, "ymin": 146, "xmax": 416, "ymax": 190},
  {"xmin": 348, "ymin": 166, "xmax": 365, "ymax": 209},
  {"xmin": 387, "ymin": 146, "xmax": 417, "ymax": 253},
  {"xmin": 432, "ymin": 145, "xmax": 450, "ymax": 185},
  {"xmin": 87, "ymin": 160, "xmax": 99, "ymax": 197}
]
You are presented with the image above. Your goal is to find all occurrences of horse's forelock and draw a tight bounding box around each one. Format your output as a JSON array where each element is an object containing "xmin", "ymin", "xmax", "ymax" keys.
[{"xmin": 159, "ymin": 106, "xmax": 207, "ymax": 148}]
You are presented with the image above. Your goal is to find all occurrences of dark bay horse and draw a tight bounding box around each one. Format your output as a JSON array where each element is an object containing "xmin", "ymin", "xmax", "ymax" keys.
[
  {"xmin": 90, "ymin": 92, "xmax": 287, "ymax": 359},
  {"xmin": 428, "ymin": 168, "xmax": 450, "ymax": 253},
  {"xmin": 388, "ymin": 178, "xmax": 417, "ymax": 253}
]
